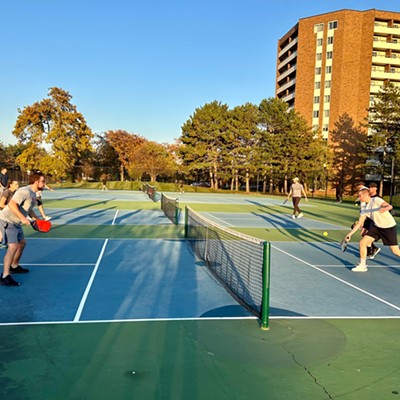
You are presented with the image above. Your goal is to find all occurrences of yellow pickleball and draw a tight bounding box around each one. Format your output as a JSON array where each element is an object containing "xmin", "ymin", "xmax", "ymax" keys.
[{"xmin": 323, "ymin": 231, "xmax": 328, "ymax": 237}]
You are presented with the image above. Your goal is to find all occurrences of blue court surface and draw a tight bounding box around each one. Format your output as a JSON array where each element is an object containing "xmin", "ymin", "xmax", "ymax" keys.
[{"xmin": 0, "ymin": 189, "xmax": 399, "ymax": 327}]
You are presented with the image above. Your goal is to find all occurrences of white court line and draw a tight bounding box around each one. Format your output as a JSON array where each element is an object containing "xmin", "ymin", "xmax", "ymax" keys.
[
  {"xmin": 315, "ymin": 264, "xmax": 400, "ymax": 269},
  {"xmin": 272, "ymin": 244, "xmax": 400, "ymax": 312},
  {"xmin": 73, "ymin": 239, "xmax": 109, "ymax": 322},
  {"xmin": 111, "ymin": 210, "xmax": 119, "ymax": 225},
  {"xmin": 203, "ymin": 212, "xmax": 234, "ymax": 227}
]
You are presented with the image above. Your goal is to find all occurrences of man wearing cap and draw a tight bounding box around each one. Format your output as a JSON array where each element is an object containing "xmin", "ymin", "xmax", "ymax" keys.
[
  {"xmin": 345, "ymin": 186, "xmax": 400, "ymax": 272},
  {"xmin": 285, "ymin": 177, "xmax": 308, "ymax": 219}
]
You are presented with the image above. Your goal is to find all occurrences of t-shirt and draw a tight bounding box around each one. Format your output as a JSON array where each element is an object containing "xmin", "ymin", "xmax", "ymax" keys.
[
  {"xmin": 0, "ymin": 189, "xmax": 14, "ymax": 209},
  {"xmin": 363, "ymin": 196, "xmax": 396, "ymax": 229},
  {"xmin": 0, "ymin": 186, "xmax": 37, "ymax": 225},
  {"xmin": 291, "ymin": 183, "xmax": 304, "ymax": 198}
]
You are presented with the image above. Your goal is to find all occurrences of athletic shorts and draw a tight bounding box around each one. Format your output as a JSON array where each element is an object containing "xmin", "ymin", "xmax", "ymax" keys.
[
  {"xmin": 36, "ymin": 198, "xmax": 43, "ymax": 207},
  {"xmin": 366, "ymin": 224, "xmax": 398, "ymax": 246},
  {"xmin": 363, "ymin": 217, "xmax": 373, "ymax": 230},
  {"xmin": 4, "ymin": 223, "xmax": 24, "ymax": 244}
]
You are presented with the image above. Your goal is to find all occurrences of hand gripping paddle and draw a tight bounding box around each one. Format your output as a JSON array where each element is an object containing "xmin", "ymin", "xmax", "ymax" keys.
[{"xmin": 31, "ymin": 219, "xmax": 52, "ymax": 233}]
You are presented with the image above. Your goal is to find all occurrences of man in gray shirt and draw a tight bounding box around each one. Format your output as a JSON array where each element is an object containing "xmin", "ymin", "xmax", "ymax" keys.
[{"xmin": 0, "ymin": 172, "xmax": 46, "ymax": 286}]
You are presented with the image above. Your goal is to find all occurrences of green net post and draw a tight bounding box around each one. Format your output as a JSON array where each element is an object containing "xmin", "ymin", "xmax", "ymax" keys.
[
  {"xmin": 184, "ymin": 206, "xmax": 189, "ymax": 238},
  {"xmin": 260, "ymin": 241, "xmax": 271, "ymax": 330}
]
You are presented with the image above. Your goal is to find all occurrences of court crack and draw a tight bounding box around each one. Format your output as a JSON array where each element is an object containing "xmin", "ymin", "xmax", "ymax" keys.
[{"xmin": 281, "ymin": 345, "xmax": 334, "ymax": 400}]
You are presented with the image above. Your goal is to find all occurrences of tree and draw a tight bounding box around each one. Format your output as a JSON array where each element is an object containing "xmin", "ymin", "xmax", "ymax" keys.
[
  {"xmin": 258, "ymin": 98, "xmax": 326, "ymax": 193},
  {"xmin": 131, "ymin": 141, "xmax": 177, "ymax": 183},
  {"xmin": 13, "ymin": 87, "xmax": 93, "ymax": 180},
  {"xmin": 330, "ymin": 113, "xmax": 366, "ymax": 194},
  {"xmin": 225, "ymin": 103, "xmax": 261, "ymax": 192},
  {"xmin": 105, "ymin": 130, "xmax": 145, "ymax": 181},
  {"xmin": 368, "ymin": 83, "xmax": 400, "ymax": 201},
  {"xmin": 180, "ymin": 101, "xmax": 229, "ymax": 189}
]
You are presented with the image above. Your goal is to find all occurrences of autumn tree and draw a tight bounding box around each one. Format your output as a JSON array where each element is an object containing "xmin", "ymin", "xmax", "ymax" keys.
[
  {"xmin": 131, "ymin": 141, "xmax": 177, "ymax": 183},
  {"xmin": 105, "ymin": 130, "xmax": 145, "ymax": 181},
  {"xmin": 13, "ymin": 87, "xmax": 93, "ymax": 180}
]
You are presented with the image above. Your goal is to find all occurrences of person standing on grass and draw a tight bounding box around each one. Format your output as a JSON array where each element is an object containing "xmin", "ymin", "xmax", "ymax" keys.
[
  {"xmin": 285, "ymin": 177, "xmax": 308, "ymax": 219},
  {"xmin": 345, "ymin": 186, "xmax": 400, "ymax": 272},
  {"xmin": 0, "ymin": 172, "xmax": 46, "ymax": 286}
]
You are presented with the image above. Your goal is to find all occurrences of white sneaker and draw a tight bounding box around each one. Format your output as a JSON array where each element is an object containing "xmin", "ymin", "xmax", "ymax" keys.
[
  {"xmin": 292, "ymin": 215, "xmax": 296, "ymax": 219},
  {"xmin": 351, "ymin": 264, "xmax": 368, "ymax": 272},
  {"xmin": 297, "ymin": 213, "xmax": 304, "ymax": 219},
  {"xmin": 44, "ymin": 216, "xmax": 52, "ymax": 221}
]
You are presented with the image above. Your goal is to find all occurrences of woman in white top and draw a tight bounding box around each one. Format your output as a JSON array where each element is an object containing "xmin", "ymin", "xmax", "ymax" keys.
[{"xmin": 286, "ymin": 177, "xmax": 308, "ymax": 219}]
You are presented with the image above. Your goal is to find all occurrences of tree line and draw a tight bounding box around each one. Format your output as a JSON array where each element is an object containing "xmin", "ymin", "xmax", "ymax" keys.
[{"xmin": 1, "ymin": 84, "xmax": 399, "ymax": 195}]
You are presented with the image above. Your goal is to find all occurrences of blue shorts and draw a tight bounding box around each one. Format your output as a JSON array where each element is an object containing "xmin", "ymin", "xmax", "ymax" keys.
[{"xmin": 4, "ymin": 222, "xmax": 25, "ymax": 244}]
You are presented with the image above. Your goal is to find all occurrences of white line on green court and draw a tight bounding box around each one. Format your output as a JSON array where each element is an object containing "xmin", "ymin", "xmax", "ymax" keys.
[
  {"xmin": 73, "ymin": 239, "xmax": 109, "ymax": 322},
  {"xmin": 111, "ymin": 210, "xmax": 119, "ymax": 225},
  {"xmin": 272, "ymin": 244, "xmax": 400, "ymax": 312}
]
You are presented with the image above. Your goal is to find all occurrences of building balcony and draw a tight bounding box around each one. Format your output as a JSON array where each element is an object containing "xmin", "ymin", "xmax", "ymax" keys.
[
  {"xmin": 277, "ymin": 51, "xmax": 298, "ymax": 71},
  {"xmin": 371, "ymin": 69, "xmax": 400, "ymax": 80},
  {"xmin": 372, "ymin": 54, "xmax": 400, "ymax": 66},
  {"xmin": 276, "ymin": 65, "xmax": 296, "ymax": 83},
  {"xmin": 276, "ymin": 78, "xmax": 296, "ymax": 95},
  {"xmin": 370, "ymin": 84, "xmax": 384, "ymax": 94},
  {"xmin": 374, "ymin": 22, "xmax": 400, "ymax": 35},
  {"xmin": 281, "ymin": 92, "xmax": 295, "ymax": 102},
  {"xmin": 373, "ymin": 38, "xmax": 400, "ymax": 51},
  {"xmin": 278, "ymin": 37, "xmax": 298, "ymax": 58}
]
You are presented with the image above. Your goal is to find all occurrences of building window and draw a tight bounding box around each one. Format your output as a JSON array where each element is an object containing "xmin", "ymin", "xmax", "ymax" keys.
[
  {"xmin": 314, "ymin": 23, "xmax": 324, "ymax": 32},
  {"xmin": 323, "ymin": 125, "xmax": 329, "ymax": 132},
  {"xmin": 328, "ymin": 20, "xmax": 338, "ymax": 30},
  {"xmin": 314, "ymin": 96, "xmax": 320, "ymax": 103},
  {"xmin": 327, "ymin": 51, "xmax": 333, "ymax": 59},
  {"xmin": 315, "ymin": 81, "xmax": 321, "ymax": 89},
  {"xmin": 325, "ymin": 80, "xmax": 331, "ymax": 88},
  {"xmin": 313, "ymin": 110, "xmax": 319, "ymax": 118},
  {"xmin": 327, "ymin": 36, "xmax": 334, "ymax": 44},
  {"xmin": 316, "ymin": 67, "xmax": 322, "ymax": 75},
  {"xmin": 316, "ymin": 53, "xmax": 322, "ymax": 60},
  {"xmin": 317, "ymin": 38, "xmax": 323, "ymax": 46},
  {"xmin": 324, "ymin": 95, "xmax": 330, "ymax": 102},
  {"xmin": 324, "ymin": 109, "xmax": 330, "ymax": 117},
  {"xmin": 326, "ymin": 66, "xmax": 332, "ymax": 74}
]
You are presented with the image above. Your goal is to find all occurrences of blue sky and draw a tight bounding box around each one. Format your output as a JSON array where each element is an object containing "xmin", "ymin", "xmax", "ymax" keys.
[{"xmin": 1, "ymin": 0, "xmax": 400, "ymax": 146}]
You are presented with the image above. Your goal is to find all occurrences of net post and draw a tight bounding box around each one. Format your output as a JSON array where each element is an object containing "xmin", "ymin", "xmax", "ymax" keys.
[
  {"xmin": 184, "ymin": 206, "xmax": 189, "ymax": 238},
  {"xmin": 260, "ymin": 241, "xmax": 271, "ymax": 330},
  {"xmin": 175, "ymin": 199, "xmax": 179, "ymax": 225}
]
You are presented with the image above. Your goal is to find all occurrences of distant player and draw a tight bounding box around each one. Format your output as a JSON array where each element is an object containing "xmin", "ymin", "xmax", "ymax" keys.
[{"xmin": 285, "ymin": 177, "xmax": 308, "ymax": 219}]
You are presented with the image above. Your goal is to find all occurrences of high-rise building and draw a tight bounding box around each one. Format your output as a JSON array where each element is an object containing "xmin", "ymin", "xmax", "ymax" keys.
[{"xmin": 276, "ymin": 9, "xmax": 400, "ymax": 141}]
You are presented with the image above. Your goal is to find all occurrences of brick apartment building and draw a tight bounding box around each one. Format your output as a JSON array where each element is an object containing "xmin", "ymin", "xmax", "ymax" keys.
[{"xmin": 276, "ymin": 9, "xmax": 400, "ymax": 142}]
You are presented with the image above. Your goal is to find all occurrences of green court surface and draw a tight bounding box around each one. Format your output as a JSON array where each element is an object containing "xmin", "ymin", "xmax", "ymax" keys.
[
  {"xmin": 1, "ymin": 190, "xmax": 400, "ymax": 400},
  {"xmin": 1, "ymin": 318, "xmax": 400, "ymax": 400}
]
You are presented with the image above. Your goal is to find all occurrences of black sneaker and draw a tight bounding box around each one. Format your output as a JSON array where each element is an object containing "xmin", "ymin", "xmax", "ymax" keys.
[
  {"xmin": 0, "ymin": 274, "xmax": 20, "ymax": 286},
  {"xmin": 10, "ymin": 265, "xmax": 30, "ymax": 273},
  {"xmin": 0, "ymin": 243, "xmax": 8, "ymax": 249},
  {"xmin": 368, "ymin": 247, "xmax": 381, "ymax": 260}
]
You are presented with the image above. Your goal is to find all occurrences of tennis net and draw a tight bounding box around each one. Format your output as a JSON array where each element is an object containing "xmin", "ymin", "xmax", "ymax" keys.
[
  {"xmin": 143, "ymin": 183, "xmax": 158, "ymax": 202},
  {"xmin": 161, "ymin": 193, "xmax": 180, "ymax": 225},
  {"xmin": 184, "ymin": 206, "xmax": 271, "ymax": 329}
]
